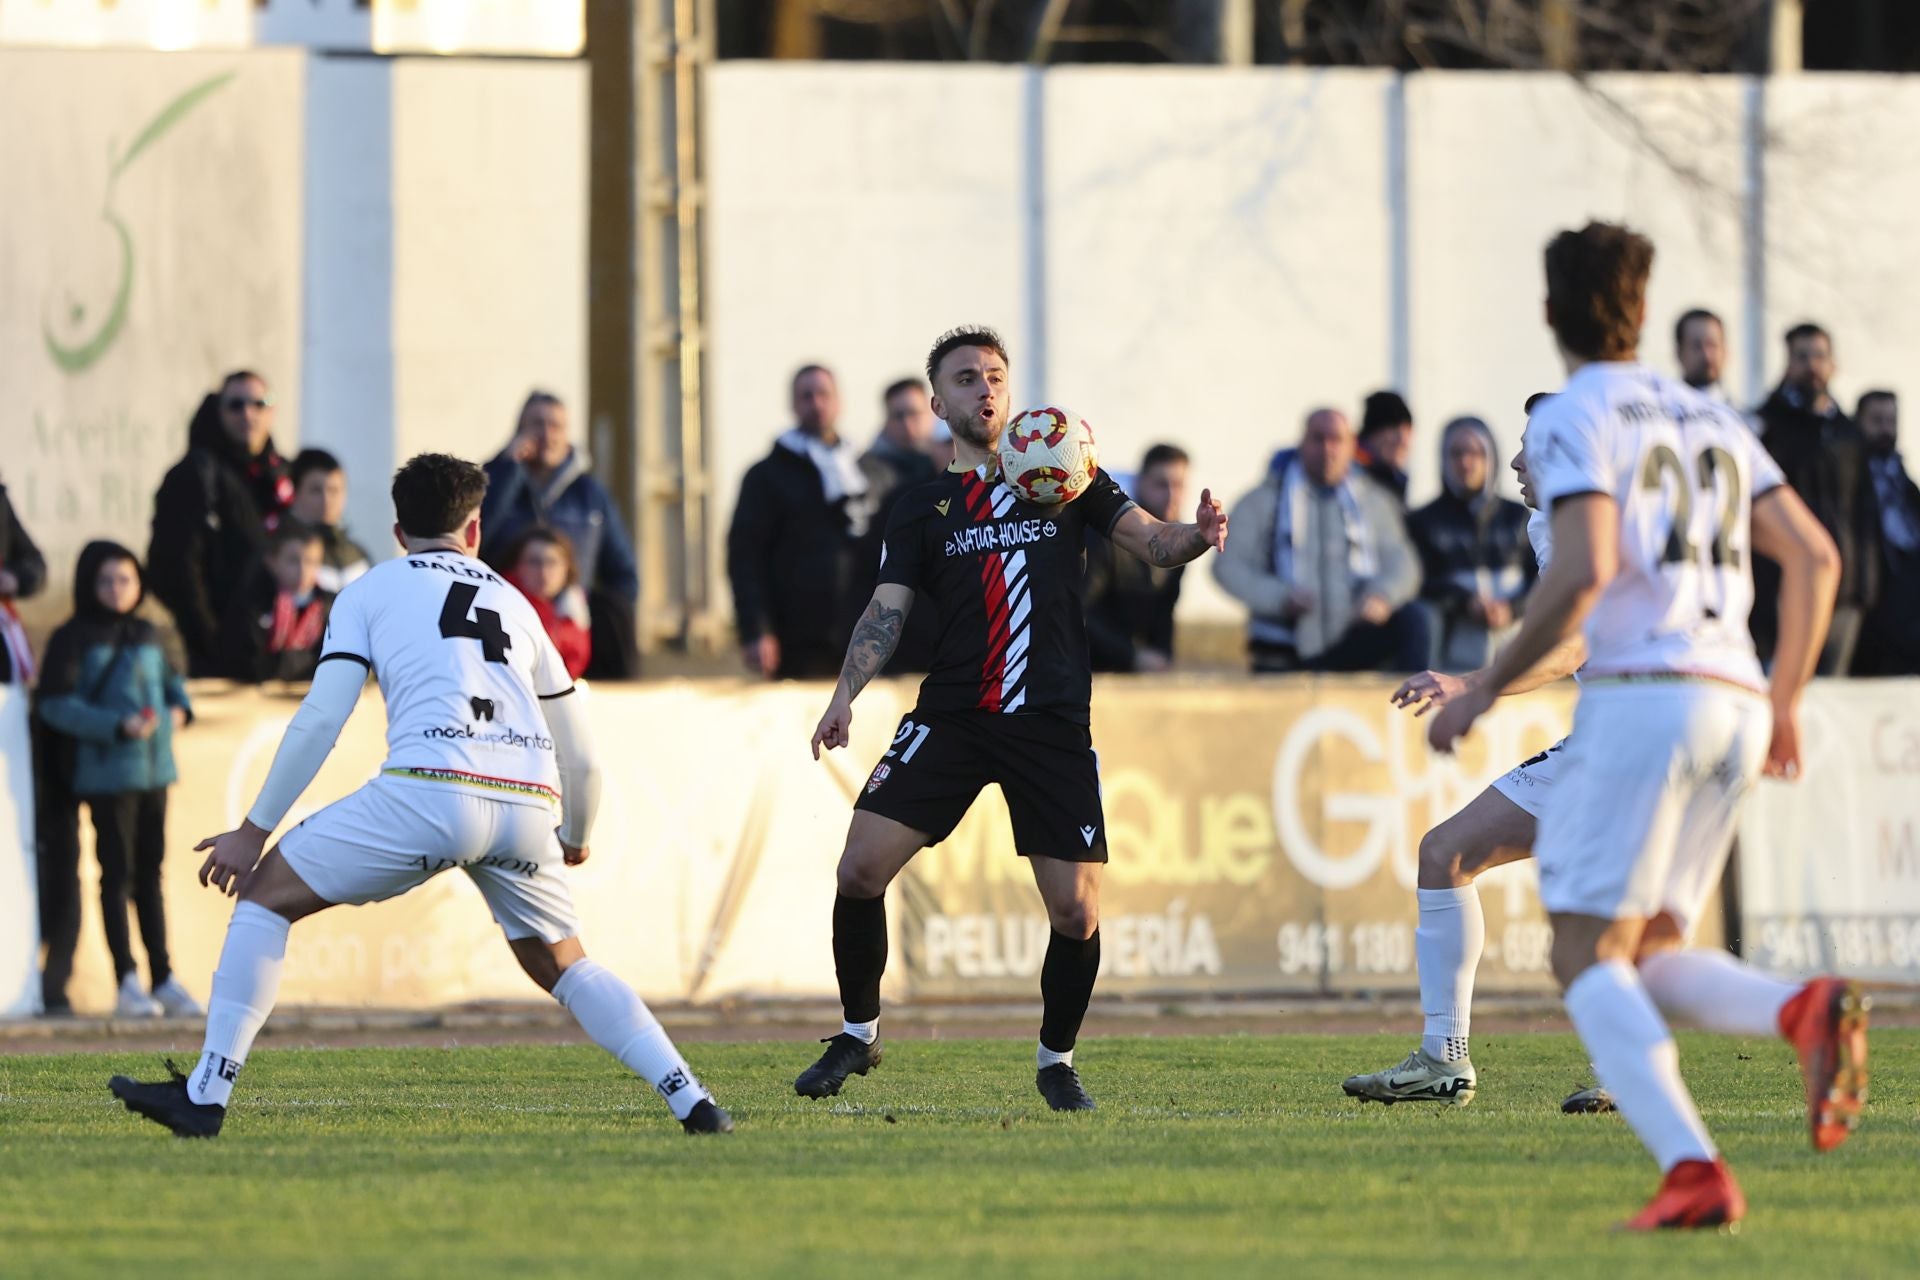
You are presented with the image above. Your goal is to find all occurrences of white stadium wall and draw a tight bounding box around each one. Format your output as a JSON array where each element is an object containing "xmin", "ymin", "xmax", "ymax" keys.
[
  {"xmin": 303, "ymin": 53, "xmax": 588, "ymax": 553},
  {"xmin": 703, "ymin": 60, "xmax": 1036, "ymax": 613},
  {"xmin": 700, "ymin": 66, "xmax": 1920, "ymax": 623},
  {"xmin": 0, "ymin": 48, "xmax": 306, "ymax": 628},
  {"xmin": 1761, "ymin": 76, "xmax": 1920, "ymax": 428}
]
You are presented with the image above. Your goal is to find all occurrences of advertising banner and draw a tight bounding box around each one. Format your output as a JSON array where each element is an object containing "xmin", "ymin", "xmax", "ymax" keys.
[
  {"xmin": 0, "ymin": 685, "xmax": 36, "ymax": 1016},
  {"xmin": 40, "ymin": 676, "xmax": 1628, "ymax": 1011},
  {"xmin": 1738, "ymin": 679, "xmax": 1920, "ymax": 981}
]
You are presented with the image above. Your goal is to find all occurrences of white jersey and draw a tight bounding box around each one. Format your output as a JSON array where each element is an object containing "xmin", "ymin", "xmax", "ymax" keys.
[
  {"xmin": 318, "ymin": 549, "xmax": 575, "ymax": 807},
  {"xmin": 1526, "ymin": 362, "xmax": 1784, "ymax": 691},
  {"xmin": 1526, "ymin": 508, "xmax": 1553, "ymax": 573}
]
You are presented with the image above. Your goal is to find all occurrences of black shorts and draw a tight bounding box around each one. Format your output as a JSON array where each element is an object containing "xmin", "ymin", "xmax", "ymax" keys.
[{"xmin": 853, "ymin": 708, "xmax": 1107, "ymax": 863}]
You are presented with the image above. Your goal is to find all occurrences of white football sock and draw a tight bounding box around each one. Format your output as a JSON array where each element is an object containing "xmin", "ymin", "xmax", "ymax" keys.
[
  {"xmin": 1416, "ymin": 885, "xmax": 1483, "ymax": 1062},
  {"xmin": 554, "ymin": 960, "xmax": 709, "ymax": 1120},
  {"xmin": 189, "ymin": 901, "xmax": 291, "ymax": 1107},
  {"xmin": 1639, "ymin": 949, "xmax": 1797, "ymax": 1036},
  {"xmin": 842, "ymin": 1018, "xmax": 879, "ymax": 1045},
  {"xmin": 1037, "ymin": 1043, "xmax": 1074, "ymax": 1069},
  {"xmin": 1565, "ymin": 960, "xmax": 1716, "ymax": 1171}
]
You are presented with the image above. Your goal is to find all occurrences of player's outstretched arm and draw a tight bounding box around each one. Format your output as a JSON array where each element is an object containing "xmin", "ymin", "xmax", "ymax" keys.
[
  {"xmin": 1391, "ymin": 634, "xmax": 1587, "ymax": 716},
  {"xmin": 198, "ymin": 658, "xmax": 365, "ymax": 896},
  {"xmin": 1426, "ymin": 494, "xmax": 1616, "ymax": 755},
  {"xmin": 539, "ymin": 689, "xmax": 603, "ymax": 864},
  {"xmin": 1109, "ymin": 490, "xmax": 1229, "ymax": 568},
  {"xmin": 811, "ymin": 584, "xmax": 915, "ymax": 759},
  {"xmin": 1750, "ymin": 485, "xmax": 1842, "ymax": 779}
]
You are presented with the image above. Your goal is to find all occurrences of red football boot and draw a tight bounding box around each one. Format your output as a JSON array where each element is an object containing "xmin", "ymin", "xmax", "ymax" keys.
[
  {"xmin": 1621, "ymin": 1157, "xmax": 1747, "ymax": 1232},
  {"xmin": 1779, "ymin": 978, "xmax": 1871, "ymax": 1153}
]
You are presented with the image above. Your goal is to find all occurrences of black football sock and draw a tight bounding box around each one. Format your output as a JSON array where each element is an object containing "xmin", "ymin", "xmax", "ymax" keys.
[
  {"xmin": 832, "ymin": 892, "xmax": 887, "ymax": 1029},
  {"xmin": 1039, "ymin": 928, "xmax": 1102, "ymax": 1055}
]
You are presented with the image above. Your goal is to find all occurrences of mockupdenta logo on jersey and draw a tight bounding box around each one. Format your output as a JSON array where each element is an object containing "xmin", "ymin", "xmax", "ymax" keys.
[
  {"xmin": 423, "ymin": 724, "xmax": 555, "ymax": 750},
  {"xmin": 945, "ymin": 519, "xmax": 1060, "ymax": 558}
]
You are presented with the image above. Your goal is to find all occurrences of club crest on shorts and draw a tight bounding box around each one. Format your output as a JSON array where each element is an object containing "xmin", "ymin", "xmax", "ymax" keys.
[{"xmin": 866, "ymin": 762, "xmax": 892, "ymax": 793}]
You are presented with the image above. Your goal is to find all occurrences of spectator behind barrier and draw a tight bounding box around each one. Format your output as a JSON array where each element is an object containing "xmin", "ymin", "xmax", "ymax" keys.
[
  {"xmin": 1214, "ymin": 407, "xmax": 1427, "ymax": 674},
  {"xmin": 217, "ymin": 525, "xmax": 333, "ymax": 685},
  {"xmin": 1855, "ymin": 391, "xmax": 1920, "ymax": 675},
  {"xmin": 1357, "ymin": 390, "xmax": 1415, "ymax": 508},
  {"xmin": 1407, "ymin": 416, "xmax": 1536, "ymax": 672},
  {"xmin": 856, "ymin": 377, "xmax": 942, "ymax": 674},
  {"xmin": 480, "ymin": 391, "xmax": 640, "ymax": 679},
  {"xmin": 0, "ymin": 474, "xmax": 48, "ymax": 685},
  {"xmin": 501, "ymin": 525, "xmax": 593, "ymax": 681},
  {"xmin": 287, "ymin": 449, "xmax": 372, "ymax": 594},
  {"xmin": 146, "ymin": 371, "xmax": 293, "ymax": 676},
  {"xmin": 1085, "ymin": 443, "xmax": 1189, "ymax": 673},
  {"xmin": 36, "ymin": 541, "xmax": 197, "ymax": 1020},
  {"xmin": 1675, "ymin": 307, "xmax": 1735, "ymax": 405},
  {"xmin": 727, "ymin": 364, "xmax": 872, "ymax": 681},
  {"xmin": 1751, "ymin": 323, "xmax": 1882, "ymax": 675}
]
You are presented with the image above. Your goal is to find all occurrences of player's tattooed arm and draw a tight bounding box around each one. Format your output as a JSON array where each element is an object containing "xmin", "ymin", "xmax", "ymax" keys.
[
  {"xmin": 1112, "ymin": 491, "xmax": 1229, "ymax": 568},
  {"xmin": 841, "ymin": 600, "xmax": 906, "ymax": 700},
  {"xmin": 815, "ymin": 585, "xmax": 915, "ymax": 759}
]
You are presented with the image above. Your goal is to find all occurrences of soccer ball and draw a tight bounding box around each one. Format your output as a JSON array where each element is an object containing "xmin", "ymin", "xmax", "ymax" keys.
[{"xmin": 999, "ymin": 406, "xmax": 1097, "ymax": 505}]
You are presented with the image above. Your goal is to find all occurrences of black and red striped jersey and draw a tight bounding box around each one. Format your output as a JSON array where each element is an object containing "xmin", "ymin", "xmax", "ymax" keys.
[{"xmin": 876, "ymin": 462, "xmax": 1136, "ymax": 723}]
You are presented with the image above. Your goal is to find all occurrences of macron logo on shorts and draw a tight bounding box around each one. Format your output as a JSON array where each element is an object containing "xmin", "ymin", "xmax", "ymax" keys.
[{"xmin": 1080, "ymin": 825, "xmax": 1098, "ymax": 847}]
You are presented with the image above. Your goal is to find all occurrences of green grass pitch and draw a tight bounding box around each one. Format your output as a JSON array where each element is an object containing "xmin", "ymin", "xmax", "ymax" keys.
[{"xmin": 2, "ymin": 1032, "xmax": 1915, "ymax": 1278}]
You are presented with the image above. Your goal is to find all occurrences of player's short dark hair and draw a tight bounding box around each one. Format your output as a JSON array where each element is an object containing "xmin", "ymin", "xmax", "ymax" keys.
[
  {"xmin": 1524, "ymin": 391, "xmax": 1553, "ymax": 415},
  {"xmin": 1784, "ymin": 321, "xmax": 1831, "ymax": 350},
  {"xmin": 925, "ymin": 326, "xmax": 1010, "ymax": 385},
  {"xmin": 291, "ymin": 448, "xmax": 343, "ymax": 489},
  {"xmin": 882, "ymin": 377, "xmax": 926, "ymax": 404},
  {"xmin": 1543, "ymin": 221, "xmax": 1654, "ymax": 361},
  {"xmin": 221, "ymin": 369, "xmax": 267, "ymax": 391},
  {"xmin": 265, "ymin": 522, "xmax": 322, "ymax": 558},
  {"xmin": 1140, "ymin": 443, "xmax": 1189, "ymax": 473},
  {"xmin": 392, "ymin": 453, "xmax": 489, "ymax": 539},
  {"xmin": 1359, "ymin": 391, "xmax": 1412, "ymax": 437},
  {"xmin": 1858, "ymin": 389, "xmax": 1897, "ymax": 417},
  {"xmin": 1674, "ymin": 308, "xmax": 1722, "ymax": 349}
]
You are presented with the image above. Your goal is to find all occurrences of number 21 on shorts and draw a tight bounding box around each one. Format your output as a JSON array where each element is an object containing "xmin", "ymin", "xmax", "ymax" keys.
[{"xmin": 887, "ymin": 719, "xmax": 932, "ymax": 763}]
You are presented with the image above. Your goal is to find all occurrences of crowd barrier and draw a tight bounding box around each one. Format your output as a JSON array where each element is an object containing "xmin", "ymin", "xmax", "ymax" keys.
[{"xmin": 9, "ymin": 675, "xmax": 1916, "ymax": 1015}]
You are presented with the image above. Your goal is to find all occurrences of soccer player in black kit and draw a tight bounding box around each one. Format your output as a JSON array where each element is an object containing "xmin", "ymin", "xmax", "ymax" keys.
[{"xmin": 799, "ymin": 326, "xmax": 1229, "ymax": 1110}]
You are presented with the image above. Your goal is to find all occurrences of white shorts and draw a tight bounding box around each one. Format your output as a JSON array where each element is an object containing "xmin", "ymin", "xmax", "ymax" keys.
[
  {"xmin": 1534, "ymin": 680, "xmax": 1769, "ymax": 934},
  {"xmin": 1488, "ymin": 736, "xmax": 1570, "ymax": 819},
  {"xmin": 278, "ymin": 774, "xmax": 580, "ymax": 943}
]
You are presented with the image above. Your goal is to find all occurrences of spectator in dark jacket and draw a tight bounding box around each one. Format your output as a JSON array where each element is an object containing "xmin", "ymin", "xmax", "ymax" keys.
[
  {"xmin": 856, "ymin": 378, "xmax": 942, "ymax": 673},
  {"xmin": 218, "ymin": 525, "xmax": 333, "ymax": 684},
  {"xmin": 1085, "ymin": 444, "xmax": 1189, "ymax": 672},
  {"xmin": 0, "ymin": 477, "xmax": 47, "ymax": 685},
  {"xmin": 1356, "ymin": 390, "xmax": 1414, "ymax": 508},
  {"xmin": 1751, "ymin": 323, "xmax": 1882, "ymax": 675},
  {"xmin": 37, "ymin": 541, "xmax": 197, "ymax": 1019},
  {"xmin": 147, "ymin": 372, "xmax": 293, "ymax": 676},
  {"xmin": 1408, "ymin": 416, "xmax": 1537, "ymax": 671},
  {"xmin": 502, "ymin": 526, "xmax": 593, "ymax": 681},
  {"xmin": 1854, "ymin": 391, "xmax": 1920, "ymax": 675},
  {"xmin": 287, "ymin": 449, "xmax": 372, "ymax": 594},
  {"xmin": 728, "ymin": 365, "xmax": 872, "ymax": 680},
  {"xmin": 480, "ymin": 391, "xmax": 639, "ymax": 679}
]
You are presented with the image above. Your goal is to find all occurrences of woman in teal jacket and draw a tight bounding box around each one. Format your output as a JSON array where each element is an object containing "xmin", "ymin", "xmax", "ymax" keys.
[{"xmin": 37, "ymin": 541, "xmax": 198, "ymax": 1018}]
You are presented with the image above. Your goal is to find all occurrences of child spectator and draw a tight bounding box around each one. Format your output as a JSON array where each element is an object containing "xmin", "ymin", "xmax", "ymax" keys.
[
  {"xmin": 501, "ymin": 526, "xmax": 592, "ymax": 679},
  {"xmin": 218, "ymin": 525, "xmax": 332, "ymax": 684},
  {"xmin": 286, "ymin": 448, "xmax": 372, "ymax": 594},
  {"xmin": 36, "ymin": 541, "xmax": 197, "ymax": 1018}
]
